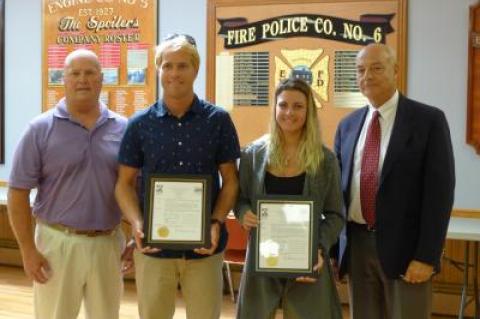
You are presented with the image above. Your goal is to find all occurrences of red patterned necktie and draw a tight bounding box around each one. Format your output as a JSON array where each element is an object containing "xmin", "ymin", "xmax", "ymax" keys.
[{"xmin": 360, "ymin": 111, "xmax": 381, "ymax": 228}]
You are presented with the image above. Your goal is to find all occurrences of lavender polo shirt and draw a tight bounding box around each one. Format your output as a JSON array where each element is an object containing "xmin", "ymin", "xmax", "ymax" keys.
[{"xmin": 9, "ymin": 98, "xmax": 127, "ymax": 230}]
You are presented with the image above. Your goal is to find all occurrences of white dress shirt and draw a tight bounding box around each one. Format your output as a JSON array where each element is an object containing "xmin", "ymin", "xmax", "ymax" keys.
[{"xmin": 348, "ymin": 90, "xmax": 399, "ymax": 223}]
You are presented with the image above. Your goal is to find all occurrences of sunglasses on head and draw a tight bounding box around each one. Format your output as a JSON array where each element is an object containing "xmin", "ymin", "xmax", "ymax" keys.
[{"xmin": 163, "ymin": 33, "xmax": 197, "ymax": 46}]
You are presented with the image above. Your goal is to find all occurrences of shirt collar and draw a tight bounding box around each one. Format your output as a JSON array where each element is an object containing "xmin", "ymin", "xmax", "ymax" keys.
[
  {"xmin": 367, "ymin": 90, "xmax": 399, "ymax": 121},
  {"xmin": 154, "ymin": 95, "xmax": 203, "ymax": 118},
  {"xmin": 52, "ymin": 97, "xmax": 113, "ymax": 120}
]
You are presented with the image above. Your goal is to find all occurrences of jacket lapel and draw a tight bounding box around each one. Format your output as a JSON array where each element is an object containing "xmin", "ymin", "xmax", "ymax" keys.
[{"xmin": 253, "ymin": 143, "xmax": 269, "ymax": 196}]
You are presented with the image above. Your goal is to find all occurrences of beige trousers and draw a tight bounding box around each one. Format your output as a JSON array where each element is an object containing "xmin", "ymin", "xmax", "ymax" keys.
[
  {"xmin": 134, "ymin": 251, "xmax": 224, "ymax": 319},
  {"xmin": 33, "ymin": 223, "xmax": 125, "ymax": 319}
]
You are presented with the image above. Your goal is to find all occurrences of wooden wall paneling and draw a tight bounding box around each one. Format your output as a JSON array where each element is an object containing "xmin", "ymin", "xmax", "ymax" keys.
[{"xmin": 467, "ymin": 1, "xmax": 480, "ymax": 154}]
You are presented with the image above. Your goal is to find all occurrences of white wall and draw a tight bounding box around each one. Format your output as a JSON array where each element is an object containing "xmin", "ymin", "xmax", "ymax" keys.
[
  {"xmin": 3, "ymin": 0, "xmax": 42, "ymax": 182},
  {"xmin": 408, "ymin": 0, "xmax": 479, "ymax": 208},
  {"xmin": 159, "ymin": 0, "xmax": 207, "ymax": 98},
  {"xmin": 2, "ymin": 0, "xmax": 479, "ymax": 209}
]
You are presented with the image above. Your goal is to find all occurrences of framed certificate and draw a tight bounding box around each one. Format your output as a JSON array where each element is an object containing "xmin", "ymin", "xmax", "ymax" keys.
[
  {"xmin": 144, "ymin": 174, "xmax": 212, "ymax": 249},
  {"xmin": 252, "ymin": 196, "xmax": 318, "ymax": 277}
]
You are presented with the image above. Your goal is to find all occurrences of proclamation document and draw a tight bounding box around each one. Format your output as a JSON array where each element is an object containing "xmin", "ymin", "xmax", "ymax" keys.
[
  {"xmin": 144, "ymin": 175, "xmax": 211, "ymax": 249},
  {"xmin": 254, "ymin": 198, "xmax": 317, "ymax": 276}
]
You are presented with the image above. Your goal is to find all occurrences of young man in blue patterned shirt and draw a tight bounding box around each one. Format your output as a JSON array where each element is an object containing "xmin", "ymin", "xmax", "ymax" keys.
[{"xmin": 115, "ymin": 34, "xmax": 240, "ymax": 319}]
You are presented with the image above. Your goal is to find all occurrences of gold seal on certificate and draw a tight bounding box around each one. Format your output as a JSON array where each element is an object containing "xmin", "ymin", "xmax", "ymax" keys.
[
  {"xmin": 156, "ymin": 226, "xmax": 170, "ymax": 238},
  {"xmin": 144, "ymin": 175, "xmax": 212, "ymax": 249},
  {"xmin": 253, "ymin": 196, "xmax": 318, "ymax": 277},
  {"xmin": 265, "ymin": 255, "xmax": 279, "ymax": 267}
]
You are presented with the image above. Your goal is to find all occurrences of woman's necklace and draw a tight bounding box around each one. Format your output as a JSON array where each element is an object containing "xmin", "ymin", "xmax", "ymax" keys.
[
  {"xmin": 284, "ymin": 148, "xmax": 297, "ymax": 166},
  {"xmin": 285, "ymin": 154, "xmax": 292, "ymax": 165}
]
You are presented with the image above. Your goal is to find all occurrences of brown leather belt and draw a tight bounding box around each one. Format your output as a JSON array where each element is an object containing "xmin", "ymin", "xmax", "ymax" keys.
[{"xmin": 41, "ymin": 221, "xmax": 115, "ymax": 237}]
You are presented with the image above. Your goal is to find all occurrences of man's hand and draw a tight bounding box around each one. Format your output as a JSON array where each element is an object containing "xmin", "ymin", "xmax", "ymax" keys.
[
  {"xmin": 121, "ymin": 239, "xmax": 136, "ymax": 275},
  {"xmin": 21, "ymin": 247, "xmax": 51, "ymax": 284},
  {"xmin": 7, "ymin": 188, "xmax": 50, "ymax": 283},
  {"xmin": 194, "ymin": 222, "xmax": 221, "ymax": 255},
  {"xmin": 402, "ymin": 260, "xmax": 434, "ymax": 283},
  {"xmin": 132, "ymin": 219, "xmax": 160, "ymax": 254},
  {"xmin": 241, "ymin": 210, "xmax": 258, "ymax": 231},
  {"xmin": 296, "ymin": 249, "xmax": 324, "ymax": 283}
]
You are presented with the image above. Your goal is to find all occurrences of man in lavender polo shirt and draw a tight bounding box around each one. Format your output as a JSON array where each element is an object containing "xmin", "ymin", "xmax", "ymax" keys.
[{"xmin": 7, "ymin": 49, "xmax": 128, "ymax": 319}]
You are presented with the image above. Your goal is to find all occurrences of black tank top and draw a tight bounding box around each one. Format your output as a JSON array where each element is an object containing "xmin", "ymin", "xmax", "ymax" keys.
[{"xmin": 264, "ymin": 171, "xmax": 306, "ymax": 195}]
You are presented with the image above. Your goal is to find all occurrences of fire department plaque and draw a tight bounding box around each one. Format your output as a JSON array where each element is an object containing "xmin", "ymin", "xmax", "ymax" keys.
[{"xmin": 207, "ymin": 0, "xmax": 407, "ymax": 147}]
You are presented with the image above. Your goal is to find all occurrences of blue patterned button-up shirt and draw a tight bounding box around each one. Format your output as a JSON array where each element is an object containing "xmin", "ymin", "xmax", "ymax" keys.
[{"xmin": 118, "ymin": 96, "xmax": 240, "ymax": 258}]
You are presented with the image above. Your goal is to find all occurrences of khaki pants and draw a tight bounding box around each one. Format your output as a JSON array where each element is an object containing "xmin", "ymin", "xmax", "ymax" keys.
[
  {"xmin": 34, "ymin": 223, "xmax": 125, "ymax": 319},
  {"xmin": 134, "ymin": 251, "xmax": 224, "ymax": 319}
]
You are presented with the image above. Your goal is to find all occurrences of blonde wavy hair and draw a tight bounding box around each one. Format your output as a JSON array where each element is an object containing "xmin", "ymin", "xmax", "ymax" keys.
[{"xmin": 268, "ymin": 78, "xmax": 324, "ymax": 175}]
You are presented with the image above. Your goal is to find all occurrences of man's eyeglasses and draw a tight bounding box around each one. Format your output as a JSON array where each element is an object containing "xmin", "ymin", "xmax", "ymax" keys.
[{"xmin": 163, "ymin": 33, "xmax": 197, "ymax": 47}]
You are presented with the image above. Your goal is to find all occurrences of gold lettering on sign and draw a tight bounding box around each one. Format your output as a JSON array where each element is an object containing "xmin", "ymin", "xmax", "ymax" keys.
[
  {"xmin": 47, "ymin": 0, "xmax": 150, "ymax": 14},
  {"xmin": 227, "ymin": 27, "xmax": 256, "ymax": 46},
  {"xmin": 261, "ymin": 16, "xmax": 309, "ymax": 39},
  {"xmin": 56, "ymin": 34, "xmax": 102, "ymax": 44},
  {"xmin": 58, "ymin": 16, "xmax": 81, "ymax": 31},
  {"xmin": 314, "ymin": 18, "xmax": 334, "ymax": 36},
  {"xmin": 86, "ymin": 16, "xmax": 139, "ymax": 33},
  {"xmin": 343, "ymin": 23, "xmax": 364, "ymax": 42},
  {"xmin": 48, "ymin": 0, "xmax": 93, "ymax": 14},
  {"xmin": 104, "ymin": 33, "xmax": 140, "ymax": 43}
]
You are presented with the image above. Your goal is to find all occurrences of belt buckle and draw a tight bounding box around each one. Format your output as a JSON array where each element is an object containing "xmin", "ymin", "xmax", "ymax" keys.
[{"xmin": 366, "ymin": 224, "xmax": 376, "ymax": 232}]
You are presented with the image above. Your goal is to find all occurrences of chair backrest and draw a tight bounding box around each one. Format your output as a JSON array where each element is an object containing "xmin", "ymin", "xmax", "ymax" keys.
[{"xmin": 225, "ymin": 216, "xmax": 248, "ymax": 251}]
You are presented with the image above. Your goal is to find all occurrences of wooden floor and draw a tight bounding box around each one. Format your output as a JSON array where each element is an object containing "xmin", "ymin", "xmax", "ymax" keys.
[
  {"xmin": 1, "ymin": 265, "xmax": 341, "ymax": 318},
  {"xmin": 0, "ymin": 265, "xmax": 456, "ymax": 318}
]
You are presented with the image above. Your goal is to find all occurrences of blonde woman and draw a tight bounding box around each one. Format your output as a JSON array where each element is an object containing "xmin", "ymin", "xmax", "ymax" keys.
[{"xmin": 235, "ymin": 78, "xmax": 344, "ymax": 319}]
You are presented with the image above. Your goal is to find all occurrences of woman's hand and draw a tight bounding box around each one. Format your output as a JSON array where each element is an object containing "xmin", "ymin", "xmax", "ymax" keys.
[
  {"xmin": 241, "ymin": 210, "xmax": 258, "ymax": 231},
  {"xmin": 296, "ymin": 249, "xmax": 324, "ymax": 283}
]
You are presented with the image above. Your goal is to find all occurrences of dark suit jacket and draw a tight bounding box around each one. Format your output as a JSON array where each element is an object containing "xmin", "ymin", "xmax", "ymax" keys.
[{"xmin": 334, "ymin": 94, "xmax": 455, "ymax": 279}]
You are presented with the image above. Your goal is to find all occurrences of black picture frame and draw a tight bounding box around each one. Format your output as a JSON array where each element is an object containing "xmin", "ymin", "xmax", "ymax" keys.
[
  {"xmin": 143, "ymin": 174, "xmax": 212, "ymax": 250},
  {"xmin": 252, "ymin": 196, "xmax": 318, "ymax": 277}
]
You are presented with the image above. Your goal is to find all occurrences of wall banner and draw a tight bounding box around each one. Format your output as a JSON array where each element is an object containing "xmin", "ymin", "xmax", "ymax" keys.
[{"xmin": 218, "ymin": 13, "xmax": 395, "ymax": 49}]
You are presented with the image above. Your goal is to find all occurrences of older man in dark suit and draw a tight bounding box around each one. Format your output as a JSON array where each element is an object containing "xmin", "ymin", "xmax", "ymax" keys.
[{"xmin": 334, "ymin": 43, "xmax": 455, "ymax": 319}]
